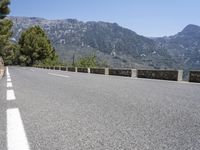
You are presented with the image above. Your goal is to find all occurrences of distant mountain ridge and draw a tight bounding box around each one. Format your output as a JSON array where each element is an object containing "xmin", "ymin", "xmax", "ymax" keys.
[
  {"xmin": 154, "ymin": 24, "xmax": 200, "ymax": 70},
  {"xmin": 8, "ymin": 16, "xmax": 200, "ymax": 69}
]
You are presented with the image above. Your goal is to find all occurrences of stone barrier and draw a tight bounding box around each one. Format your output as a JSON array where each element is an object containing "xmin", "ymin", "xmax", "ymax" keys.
[
  {"xmin": 77, "ymin": 68, "xmax": 88, "ymax": 73},
  {"xmin": 61, "ymin": 67, "xmax": 67, "ymax": 71},
  {"xmin": 68, "ymin": 67, "xmax": 76, "ymax": 72},
  {"xmin": 189, "ymin": 71, "xmax": 200, "ymax": 83},
  {"xmin": 90, "ymin": 68, "xmax": 105, "ymax": 75},
  {"xmin": 109, "ymin": 69, "xmax": 132, "ymax": 77},
  {"xmin": 34, "ymin": 66, "xmax": 200, "ymax": 83},
  {"xmin": 55, "ymin": 66, "xmax": 60, "ymax": 70},
  {"xmin": 137, "ymin": 70, "xmax": 182, "ymax": 81}
]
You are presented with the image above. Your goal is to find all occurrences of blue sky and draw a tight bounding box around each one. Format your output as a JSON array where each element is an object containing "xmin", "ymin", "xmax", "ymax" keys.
[{"xmin": 10, "ymin": 0, "xmax": 200, "ymax": 37}]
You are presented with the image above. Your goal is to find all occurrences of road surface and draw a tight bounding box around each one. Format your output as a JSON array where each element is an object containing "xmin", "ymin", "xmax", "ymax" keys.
[{"xmin": 0, "ymin": 66, "xmax": 200, "ymax": 150}]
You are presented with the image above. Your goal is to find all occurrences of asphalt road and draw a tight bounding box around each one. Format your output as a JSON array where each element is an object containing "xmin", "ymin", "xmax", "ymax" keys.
[{"xmin": 0, "ymin": 66, "xmax": 200, "ymax": 150}]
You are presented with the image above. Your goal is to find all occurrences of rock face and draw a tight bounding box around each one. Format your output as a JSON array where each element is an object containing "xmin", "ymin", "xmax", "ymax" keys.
[{"xmin": 9, "ymin": 16, "xmax": 200, "ymax": 70}]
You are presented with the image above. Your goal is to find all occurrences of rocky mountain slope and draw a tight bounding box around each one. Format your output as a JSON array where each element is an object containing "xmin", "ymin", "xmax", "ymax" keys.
[
  {"xmin": 9, "ymin": 16, "xmax": 200, "ymax": 69},
  {"xmin": 154, "ymin": 24, "xmax": 200, "ymax": 70}
]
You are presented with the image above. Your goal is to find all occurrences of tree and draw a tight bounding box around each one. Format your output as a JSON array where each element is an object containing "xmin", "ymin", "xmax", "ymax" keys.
[
  {"xmin": 0, "ymin": 19, "xmax": 13, "ymax": 53},
  {"xmin": 75, "ymin": 54, "xmax": 97, "ymax": 68},
  {"xmin": 18, "ymin": 26, "xmax": 58, "ymax": 66},
  {"xmin": 0, "ymin": 20, "xmax": 14, "ymax": 65},
  {"xmin": 0, "ymin": 0, "xmax": 14, "ymax": 65},
  {"xmin": 3, "ymin": 43, "xmax": 20, "ymax": 65},
  {"xmin": 0, "ymin": 0, "xmax": 10, "ymax": 19}
]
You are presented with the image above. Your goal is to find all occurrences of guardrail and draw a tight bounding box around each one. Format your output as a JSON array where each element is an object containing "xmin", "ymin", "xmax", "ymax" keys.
[
  {"xmin": 109, "ymin": 68, "xmax": 132, "ymax": 77},
  {"xmin": 77, "ymin": 68, "xmax": 89, "ymax": 73},
  {"xmin": 68, "ymin": 67, "xmax": 76, "ymax": 72},
  {"xmin": 90, "ymin": 68, "xmax": 106, "ymax": 75},
  {"xmin": 137, "ymin": 70, "xmax": 183, "ymax": 81},
  {"xmin": 189, "ymin": 71, "xmax": 200, "ymax": 83},
  {"xmin": 35, "ymin": 65, "xmax": 200, "ymax": 83}
]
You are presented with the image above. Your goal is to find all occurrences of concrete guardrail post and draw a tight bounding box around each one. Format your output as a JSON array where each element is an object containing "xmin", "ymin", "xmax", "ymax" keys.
[
  {"xmin": 131, "ymin": 69, "xmax": 137, "ymax": 78},
  {"xmin": 178, "ymin": 70, "xmax": 183, "ymax": 81},
  {"xmin": 105, "ymin": 68, "xmax": 109, "ymax": 75},
  {"xmin": 88, "ymin": 68, "xmax": 90, "ymax": 73},
  {"xmin": 75, "ymin": 67, "xmax": 78, "ymax": 72}
]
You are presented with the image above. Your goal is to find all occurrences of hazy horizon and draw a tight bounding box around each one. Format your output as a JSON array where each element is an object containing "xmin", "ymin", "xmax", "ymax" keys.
[{"xmin": 10, "ymin": 0, "xmax": 200, "ymax": 37}]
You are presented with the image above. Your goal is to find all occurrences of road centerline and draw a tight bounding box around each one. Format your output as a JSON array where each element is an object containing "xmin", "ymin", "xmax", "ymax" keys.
[{"xmin": 48, "ymin": 73, "xmax": 70, "ymax": 78}]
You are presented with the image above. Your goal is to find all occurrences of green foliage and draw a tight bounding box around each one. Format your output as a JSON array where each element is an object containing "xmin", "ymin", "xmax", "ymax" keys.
[
  {"xmin": 35, "ymin": 55, "xmax": 61, "ymax": 67},
  {"xmin": 0, "ymin": 0, "xmax": 15, "ymax": 65},
  {"xmin": 75, "ymin": 54, "xmax": 97, "ymax": 68},
  {"xmin": 0, "ymin": 19, "xmax": 13, "ymax": 55},
  {"xmin": 0, "ymin": 0, "xmax": 14, "ymax": 65},
  {"xmin": 18, "ymin": 26, "xmax": 59, "ymax": 66},
  {"xmin": 2, "ymin": 43, "xmax": 19, "ymax": 65},
  {"xmin": 0, "ymin": 0, "xmax": 10, "ymax": 19}
]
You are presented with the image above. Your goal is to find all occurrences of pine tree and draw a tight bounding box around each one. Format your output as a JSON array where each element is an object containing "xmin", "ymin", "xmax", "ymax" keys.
[
  {"xmin": 0, "ymin": 0, "xmax": 14, "ymax": 65},
  {"xmin": 0, "ymin": 19, "xmax": 13, "ymax": 54},
  {"xmin": 0, "ymin": 0, "xmax": 10, "ymax": 19},
  {"xmin": 18, "ymin": 26, "xmax": 59, "ymax": 66}
]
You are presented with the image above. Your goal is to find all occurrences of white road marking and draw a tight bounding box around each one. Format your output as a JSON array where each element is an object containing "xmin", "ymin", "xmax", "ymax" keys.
[
  {"xmin": 7, "ymin": 108, "xmax": 30, "ymax": 150},
  {"xmin": 30, "ymin": 69, "xmax": 34, "ymax": 72},
  {"xmin": 7, "ymin": 82, "xmax": 13, "ymax": 88},
  {"xmin": 48, "ymin": 73, "xmax": 70, "ymax": 78},
  {"xmin": 6, "ymin": 68, "xmax": 30, "ymax": 149},
  {"xmin": 6, "ymin": 67, "xmax": 10, "ymax": 76},
  {"xmin": 7, "ymin": 90, "xmax": 16, "ymax": 101},
  {"xmin": 7, "ymin": 78, "xmax": 11, "ymax": 82}
]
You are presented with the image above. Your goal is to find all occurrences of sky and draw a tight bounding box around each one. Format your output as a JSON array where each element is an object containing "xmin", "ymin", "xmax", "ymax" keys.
[{"xmin": 10, "ymin": 0, "xmax": 200, "ymax": 37}]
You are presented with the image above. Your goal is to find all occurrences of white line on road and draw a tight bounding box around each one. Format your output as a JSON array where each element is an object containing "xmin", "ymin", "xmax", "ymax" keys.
[
  {"xmin": 7, "ymin": 90, "xmax": 16, "ymax": 101},
  {"xmin": 30, "ymin": 69, "xmax": 34, "ymax": 72},
  {"xmin": 7, "ymin": 82, "xmax": 13, "ymax": 88},
  {"xmin": 6, "ymin": 67, "xmax": 10, "ymax": 76},
  {"xmin": 48, "ymin": 73, "xmax": 70, "ymax": 78},
  {"xmin": 7, "ymin": 78, "xmax": 12, "ymax": 82},
  {"xmin": 7, "ymin": 108, "xmax": 30, "ymax": 150}
]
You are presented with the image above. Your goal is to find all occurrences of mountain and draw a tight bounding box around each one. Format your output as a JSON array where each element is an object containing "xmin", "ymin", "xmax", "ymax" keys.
[
  {"xmin": 9, "ymin": 16, "xmax": 175, "ymax": 69},
  {"xmin": 154, "ymin": 24, "xmax": 200, "ymax": 70},
  {"xmin": 9, "ymin": 16, "xmax": 200, "ymax": 70}
]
